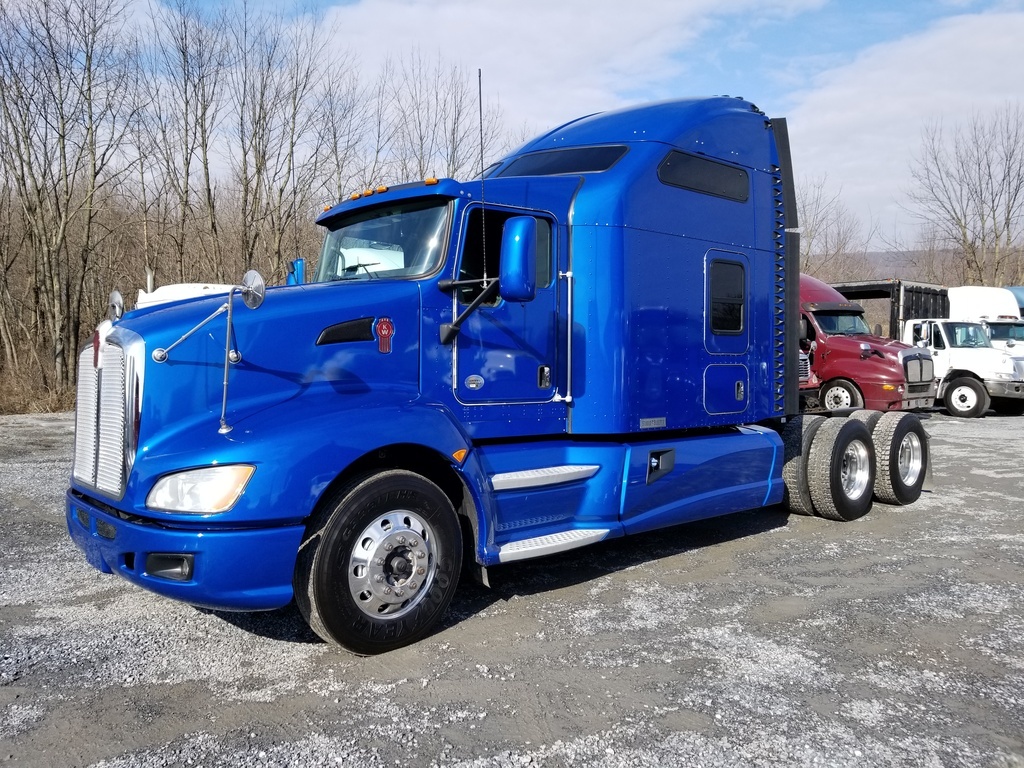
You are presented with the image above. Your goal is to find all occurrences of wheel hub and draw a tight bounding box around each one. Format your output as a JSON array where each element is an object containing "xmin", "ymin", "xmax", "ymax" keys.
[
  {"xmin": 348, "ymin": 511, "xmax": 435, "ymax": 617},
  {"xmin": 840, "ymin": 438, "xmax": 871, "ymax": 500},
  {"xmin": 897, "ymin": 432, "xmax": 923, "ymax": 486},
  {"xmin": 952, "ymin": 386, "xmax": 977, "ymax": 409}
]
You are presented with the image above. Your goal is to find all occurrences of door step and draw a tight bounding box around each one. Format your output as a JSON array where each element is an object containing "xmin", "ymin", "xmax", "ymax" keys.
[{"xmin": 497, "ymin": 529, "xmax": 610, "ymax": 563}]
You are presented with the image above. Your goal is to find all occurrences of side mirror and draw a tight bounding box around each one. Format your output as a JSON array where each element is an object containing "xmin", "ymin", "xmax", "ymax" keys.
[
  {"xmin": 799, "ymin": 317, "xmax": 808, "ymax": 340},
  {"xmin": 873, "ymin": 323, "xmax": 883, "ymax": 337},
  {"xmin": 498, "ymin": 216, "xmax": 536, "ymax": 303},
  {"xmin": 287, "ymin": 258, "xmax": 306, "ymax": 286},
  {"xmin": 240, "ymin": 270, "xmax": 266, "ymax": 310},
  {"xmin": 859, "ymin": 341, "xmax": 871, "ymax": 359}
]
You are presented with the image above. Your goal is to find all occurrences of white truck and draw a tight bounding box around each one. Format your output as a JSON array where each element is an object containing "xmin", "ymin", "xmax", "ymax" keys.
[
  {"xmin": 831, "ymin": 279, "xmax": 1024, "ymax": 418},
  {"xmin": 948, "ymin": 286, "xmax": 1024, "ymax": 353}
]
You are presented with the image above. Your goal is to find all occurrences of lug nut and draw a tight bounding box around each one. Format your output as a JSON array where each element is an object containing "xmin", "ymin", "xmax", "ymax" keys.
[
  {"xmin": 383, "ymin": 587, "xmax": 392, "ymax": 595},
  {"xmin": 416, "ymin": 567, "xmax": 426, "ymax": 575},
  {"xmin": 384, "ymin": 543, "xmax": 393, "ymax": 551},
  {"xmin": 397, "ymin": 536, "xmax": 406, "ymax": 544},
  {"xmin": 416, "ymin": 551, "xmax": 426, "ymax": 559}
]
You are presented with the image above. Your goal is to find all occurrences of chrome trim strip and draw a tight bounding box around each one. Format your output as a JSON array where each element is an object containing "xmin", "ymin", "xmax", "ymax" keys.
[{"xmin": 490, "ymin": 464, "xmax": 600, "ymax": 492}]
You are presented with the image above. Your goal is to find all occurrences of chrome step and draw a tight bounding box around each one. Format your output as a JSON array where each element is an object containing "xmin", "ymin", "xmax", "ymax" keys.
[{"xmin": 497, "ymin": 529, "xmax": 610, "ymax": 563}]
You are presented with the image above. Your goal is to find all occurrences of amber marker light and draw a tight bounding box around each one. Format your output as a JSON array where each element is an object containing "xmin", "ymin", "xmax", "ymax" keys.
[
  {"xmin": 425, "ymin": 177, "xmax": 439, "ymax": 185},
  {"xmin": 452, "ymin": 448, "xmax": 468, "ymax": 464}
]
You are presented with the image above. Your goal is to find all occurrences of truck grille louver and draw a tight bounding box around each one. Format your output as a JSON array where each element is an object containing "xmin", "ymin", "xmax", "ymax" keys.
[
  {"xmin": 73, "ymin": 342, "xmax": 130, "ymax": 498},
  {"xmin": 902, "ymin": 353, "xmax": 934, "ymax": 385}
]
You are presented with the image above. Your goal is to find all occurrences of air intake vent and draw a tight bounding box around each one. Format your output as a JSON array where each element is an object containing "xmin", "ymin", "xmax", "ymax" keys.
[{"xmin": 73, "ymin": 341, "xmax": 131, "ymax": 499}]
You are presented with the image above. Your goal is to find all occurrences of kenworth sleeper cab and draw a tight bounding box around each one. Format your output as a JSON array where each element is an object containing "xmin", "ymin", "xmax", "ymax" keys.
[{"xmin": 67, "ymin": 98, "xmax": 931, "ymax": 654}]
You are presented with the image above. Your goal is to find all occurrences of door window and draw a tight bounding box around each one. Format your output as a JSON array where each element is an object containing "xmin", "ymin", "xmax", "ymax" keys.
[{"xmin": 457, "ymin": 208, "xmax": 551, "ymax": 305}]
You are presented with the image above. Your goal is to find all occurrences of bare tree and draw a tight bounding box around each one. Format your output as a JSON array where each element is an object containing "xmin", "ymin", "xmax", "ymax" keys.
[
  {"xmin": 0, "ymin": 0, "xmax": 140, "ymax": 391},
  {"xmin": 308, "ymin": 62, "xmax": 366, "ymax": 209},
  {"xmin": 137, "ymin": 0, "xmax": 229, "ymax": 284},
  {"xmin": 223, "ymin": 3, "xmax": 332, "ymax": 281},
  {"xmin": 389, "ymin": 52, "xmax": 507, "ymax": 183},
  {"xmin": 908, "ymin": 104, "xmax": 1024, "ymax": 286},
  {"xmin": 796, "ymin": 175, "xmax": 873, "ymax": 281}
]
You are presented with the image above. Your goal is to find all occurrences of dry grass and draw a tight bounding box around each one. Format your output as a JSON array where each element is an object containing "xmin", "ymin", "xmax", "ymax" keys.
[{"xmin": 0, "ymin": 371, "xmax": 75, "ymax": 415}]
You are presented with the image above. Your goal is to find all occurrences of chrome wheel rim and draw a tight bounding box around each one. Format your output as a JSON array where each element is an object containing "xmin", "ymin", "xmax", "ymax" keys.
[
  {"xmin": 841, "ymin": 438, "xmax": 871, "ymax": 499},
  {"xmin": 824, "ymin": 386, "xmax": 853, "ymax": 410},
  {"xmin": 348, "ymin": 510, "xmax": 437, "ymax": 619},
  {"xmin": 897, "ymin": 431, "xmax": 923, "ymax": 487}
]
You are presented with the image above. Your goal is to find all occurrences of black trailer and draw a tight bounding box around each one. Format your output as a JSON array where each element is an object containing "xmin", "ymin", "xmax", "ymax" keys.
[{"xmin": 830, "ymin": 279, "xmax": 949, "ymax": 339}]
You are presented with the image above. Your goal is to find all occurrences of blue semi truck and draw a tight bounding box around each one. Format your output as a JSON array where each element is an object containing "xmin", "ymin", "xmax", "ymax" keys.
[{"xmin": 67, "ymin": 97, "xmax": 931, "ymax": 654}]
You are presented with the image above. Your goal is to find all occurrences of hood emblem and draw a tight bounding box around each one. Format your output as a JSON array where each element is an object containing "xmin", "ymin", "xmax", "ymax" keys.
[{"xmin": 375, "ymin": 317, "xmax": 394, "ymax": 354}]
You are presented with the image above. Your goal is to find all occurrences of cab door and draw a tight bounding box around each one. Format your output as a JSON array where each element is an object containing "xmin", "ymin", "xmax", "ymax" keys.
[{"xmin": 453, "ymin": 207, "xmax": 559, "ymax": 405}]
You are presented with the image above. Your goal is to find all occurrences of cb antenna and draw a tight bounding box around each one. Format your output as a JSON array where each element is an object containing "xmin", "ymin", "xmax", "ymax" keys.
[{"xmin": 479, "ymin": 68, "xmax": 487, "ymax": 283}]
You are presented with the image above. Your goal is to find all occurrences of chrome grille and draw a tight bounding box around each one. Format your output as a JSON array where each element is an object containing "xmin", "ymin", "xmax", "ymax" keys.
[
  {"xmin": 73, "ymin": 347, "xmax": 99, "ymax": 484},
  {"xmin": 798, "ymin": 350, "xmax": 810, "ymax": 382},
  {"xmin": 73, "ymin": 339, "xmax": 131, "ymax": 498},
  {"xmin": 902, "ymin": 353, "xmax": 934, "ymax": 384}
]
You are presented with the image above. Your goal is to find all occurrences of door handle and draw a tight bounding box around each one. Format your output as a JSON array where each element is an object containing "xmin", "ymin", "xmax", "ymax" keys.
[{"xmin": 538, "ymin": 365, "xmax": 551, "ymax": 389}]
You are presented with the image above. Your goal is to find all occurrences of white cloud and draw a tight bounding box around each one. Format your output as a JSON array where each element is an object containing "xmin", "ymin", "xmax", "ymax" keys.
[
  {"xmin": 786, "ymin": 10, "xmax": 1024, "ymax": 247},
  {"xmin": 321, "ymin": 0, "xmax": 824, "ymax": 132}
]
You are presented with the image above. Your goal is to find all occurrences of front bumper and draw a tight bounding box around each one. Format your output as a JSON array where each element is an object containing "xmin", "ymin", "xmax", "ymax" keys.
[
  {"xmin": 66, "ymin": 490, "xmax": 305, "ymax": 611},
  {"xmin": 984, "ymin": 380, "xmax": 1024, "ymax": 399}
]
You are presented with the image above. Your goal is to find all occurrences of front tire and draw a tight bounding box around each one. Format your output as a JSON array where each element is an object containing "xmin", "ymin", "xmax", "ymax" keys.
[
  {"xmin": 294, "ymin": 470, "xmax": 463, "ymax": 654},
  {"xmin": 944, "ymin": 377, "xmax": 989, "ymax": 418},
  {"xmin": 807, "ymin": 417, "xmax": 876, "ymax": 521},
  {"xmin": 820, "ymin": 379, "xmax": 864, "ymax": 411}
]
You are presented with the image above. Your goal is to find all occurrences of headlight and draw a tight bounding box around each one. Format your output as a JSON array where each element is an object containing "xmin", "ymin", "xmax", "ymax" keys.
[{"xmin": 147, "ymin": 465, "xmax": 255, "ymax": 513}]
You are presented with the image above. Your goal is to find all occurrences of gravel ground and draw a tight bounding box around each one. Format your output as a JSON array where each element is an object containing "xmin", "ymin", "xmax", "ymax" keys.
[{"xmin": 1, "ymin": 411, "xmax": 1023, "ymax": 767}]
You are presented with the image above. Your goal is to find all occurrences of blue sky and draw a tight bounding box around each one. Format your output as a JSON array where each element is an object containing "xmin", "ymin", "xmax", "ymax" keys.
[
  {"xmin": 309, "ymin": 0, "xmax": 1024, "ymax": 247},
  {"xmin": 190, "ymin": 0, "xmax": 1024, "ymax": 248}
]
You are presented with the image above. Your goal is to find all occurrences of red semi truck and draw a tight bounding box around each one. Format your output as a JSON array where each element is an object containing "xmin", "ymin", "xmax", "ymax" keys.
[{"xmin": 799, "ymin": 275, "xmax": 936, "ymax": 412}]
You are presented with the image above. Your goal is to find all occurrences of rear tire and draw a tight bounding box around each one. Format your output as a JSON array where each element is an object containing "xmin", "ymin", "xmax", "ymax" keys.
[
  {"xmin": 872, "ymin": 412, "xmax": 928, "ymax": 505},
  {"xmin": 294, "ymin": 470, "xmax": 462, "ymax": 655},
  {"xmin": 847, "ymin": 409, "xmax": 883, "ymax": 433},
  {"xmin": 781, "ymin": 414, "xmax": 827, "ymax": 516},
  {"xmin": 807, "ymin": 417, "xmax": 876, "ymax": 521},
  {"xmin": 944, "ymin": 377, "xmax": 989, "ymax": 418}
]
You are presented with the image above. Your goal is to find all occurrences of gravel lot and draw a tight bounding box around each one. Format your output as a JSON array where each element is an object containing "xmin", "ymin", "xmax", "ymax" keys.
[{"xmin": 1, "ymin": 410, "xmax": 1023, "ymax": 767}]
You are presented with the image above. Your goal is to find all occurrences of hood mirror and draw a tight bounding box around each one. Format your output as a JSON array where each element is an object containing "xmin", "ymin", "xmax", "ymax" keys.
[{"xmin": 241, "ymin": 270, "xmax": 266, "ymax": 310}]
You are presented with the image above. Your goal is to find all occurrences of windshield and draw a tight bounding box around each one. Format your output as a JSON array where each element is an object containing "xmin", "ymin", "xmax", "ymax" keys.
[
  {"xmin": 944, "ymin": 322, "xmax": 992, "ymax": 348},
  {"xmin": 813, "ymin": 311, "xmax": 871, "ymax": 336},
  {"xmin": 988, "ymin": 322, "xmax": 1024, "ymax": 342},
  {"xmin": 313, "ymin": 200, "xmax": 449, "ymax": 283}
]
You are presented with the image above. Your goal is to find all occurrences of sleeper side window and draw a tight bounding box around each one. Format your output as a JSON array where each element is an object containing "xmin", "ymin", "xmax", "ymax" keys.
[{"xmin": 710, "ymin": 260, "xmax": 745, "ymax": 334}]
